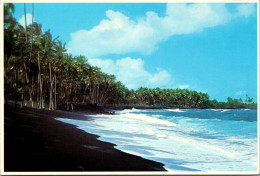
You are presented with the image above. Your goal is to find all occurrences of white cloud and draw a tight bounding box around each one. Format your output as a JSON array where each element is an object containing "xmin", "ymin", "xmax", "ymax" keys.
[
  {"xmin": 149, "ymin": 70, "xmax": 171, "ymax": 85},
  {"xmin": 235, "ymin": 90, "xmax": 247, "ymax": 95},
  {"xmin": 237, "ymin": 3, "xmax": 255, "ymax": 17},
  {"xmin": 178, "ymin": 84, "xmax": 189, "ymax": 89},
  {"xmin": 88, "ymin": 57, "xmax": 173, "ymax": 89},
  {"xmin": 18, "ymin": 13, "xmax": 34, "ymax": 28},
  {"xmin": 67, "ymin": 3, "xmax": 255, "ymax": 57},
  {"xmin": 88, "ymin": 58, "xmax": 116, "ymax": 75}
]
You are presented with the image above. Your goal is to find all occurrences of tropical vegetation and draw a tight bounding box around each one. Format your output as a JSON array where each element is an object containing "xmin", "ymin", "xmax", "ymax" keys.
[{"xmin": 4, "ymin": 3, "xmax": 257, "ymax": 110}]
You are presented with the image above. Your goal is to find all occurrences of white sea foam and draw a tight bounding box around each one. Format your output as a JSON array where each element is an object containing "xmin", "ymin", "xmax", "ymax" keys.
[
  {"xmin": 156, "ymin": 133, "xmax": 167, "ymax": 138},
  {"xmin": 210, "ymin": 109, "xmax": 220, "ymax": 111},
  {"xmin": 120, "ymin": 113, "xmax": 178, "ymax": 127},
  {"xmin": 88, "ymin": 114, "xmax": 114, "ymax": 118},
  {"xmin": 167, "ymin": 108, "xmax": 186, "ymax": 112},
  {"xmin": 146, "ymin": 128, "xmax": 155, "ymax": 135},
  {"xmin": 221, "ymin": 109, "xmax": 230, "ymax": 112},
  {"xmin": 89, "ymin": 112, "xmax": 178, "ymax": 127},
  {"xmin": 152, "ymin": 114, "xmax": 163, "ymax": 117},
  {"xmin": 56, "ymin": 109, "xmax": 257, "ymax": 172},
  {"xmin": 173, "ymin": 136, "xmax": 237, "ymax": 158},
  {"xmin": 146, "ymin": 128, "xmax": 167, "ymax": 138},
  {"xmin": 119, "ymin": 108, "xmax": 141, "ymax": 113},
  {"xmin": 210, "ymin": 109, "xmax": 230, "ymax": 112}
]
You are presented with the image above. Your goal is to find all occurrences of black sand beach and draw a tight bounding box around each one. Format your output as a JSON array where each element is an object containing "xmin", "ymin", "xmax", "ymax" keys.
[{"xmin": 4, "ymin": 106, "xmax": 166, "ymax": 172}]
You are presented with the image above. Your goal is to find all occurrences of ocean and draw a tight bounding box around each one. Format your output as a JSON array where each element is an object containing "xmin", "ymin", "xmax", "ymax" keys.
[{"xmin": 57, "ymin": 108, "xmax": 258, "ymax": 172}]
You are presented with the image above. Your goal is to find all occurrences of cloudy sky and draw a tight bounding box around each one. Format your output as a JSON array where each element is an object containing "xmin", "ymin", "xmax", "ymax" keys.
[{"xmin": 13, "ymin": 3, "xmax": 257, "ymax": 101}]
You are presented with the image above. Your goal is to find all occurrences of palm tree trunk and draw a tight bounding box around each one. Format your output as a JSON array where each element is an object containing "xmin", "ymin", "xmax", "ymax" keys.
[
  {"xmin": 30, "ymin": 3, "xmax": 34, "ymax": 57},
  {"xmin": 37, "ymin": 75, "xmax": 39, "ymax": 107},
  {"xmin": 30, "ymin": 77, "xmax": 34, "ymax": 108},
  {"xmin": 96, "ymin": 84, "xmax": 100, "ymax": 104},
  {"xmin": 99, "ymin": 85, "xmax": 109, "ymax": 106},
  {"xmin": 43, "ymin": 90, "xmax": 45, "ymax": 109},
  {"xmin": 69, "ymin": 82, "xmax": 72, "ymax": 102},
  {"xmin": 54, "ymin": 67, "xmax": 57, "ymax": 110},
  {"xmin": 66, "ymin": 86, "xmax": 69, "ymax": 110},
  {"xmin": 49, "ymin": 62, "xmax": 53, "ymax": 110},
  {"xmin": 37, "ymin": 52, "xmax": 43, "ymax": 109},
  {"xmin": 15, "ymin": 69, "xmax": 18, "ymax": 107},
  {"xmin": 24, "ymin": 3, "xmax": 27, "ymax": 42},
  {"xmin": 21, "ymin": 88, "xmax": 24, "ymax": 108}
]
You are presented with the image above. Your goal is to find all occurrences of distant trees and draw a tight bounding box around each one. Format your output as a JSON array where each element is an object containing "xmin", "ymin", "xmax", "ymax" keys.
[
  {"xmin": 245, "ymin": 94, "xmax": 254, "ymax": 105},
  {"xmin": 124, "ymin": 88, "xmax": 211, "ymax": 108},
  {"xmin": 208, "ymin": 95, "xmax": 257, "ymax": 109}
]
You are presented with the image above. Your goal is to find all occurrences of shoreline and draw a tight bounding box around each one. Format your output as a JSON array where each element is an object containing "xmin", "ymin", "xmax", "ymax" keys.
[
  {"xmin": 4, "ymin": 105, "xmax": 166, "ymax": 172},
  {"xmin": 105, "ymin": 104, "xmax": 257, "ymax": 110}
]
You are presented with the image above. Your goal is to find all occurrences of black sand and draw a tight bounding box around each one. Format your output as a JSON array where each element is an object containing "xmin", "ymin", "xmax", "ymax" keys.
[{"xmin": 4, "ymin": 106, "xmax": 166, "ymax": 172}]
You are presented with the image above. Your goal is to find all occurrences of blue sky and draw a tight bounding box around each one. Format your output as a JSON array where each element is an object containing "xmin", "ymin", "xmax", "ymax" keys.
[{"xmin": 13, "ymin": 3, "xmax": 257, "ymax": 102}]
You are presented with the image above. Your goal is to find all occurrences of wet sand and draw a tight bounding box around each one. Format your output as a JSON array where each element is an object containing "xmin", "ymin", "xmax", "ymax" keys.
[{"xmin": 4, "ymin": 106, "xmax": 166, "ymax": 172}]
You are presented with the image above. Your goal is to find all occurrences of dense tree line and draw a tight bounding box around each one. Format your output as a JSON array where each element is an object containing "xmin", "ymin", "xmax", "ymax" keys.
[
  {"xmin": 4, "ymin": 4, "xmax": 257, "ymax": 110},
  {"xmin": 123, "ymin": 88, "xmax": 256, "ymax": 108},
  {"xmin": 4, "ymin": 3, "xmax": 128, "ymax": 110},
  {"xmin": 126, "ymin": 87, "xmax": 210, "ymax": 107},
  {"xmin": 209, "ymin": 95, "xmax": 257, "ymax": 109}
]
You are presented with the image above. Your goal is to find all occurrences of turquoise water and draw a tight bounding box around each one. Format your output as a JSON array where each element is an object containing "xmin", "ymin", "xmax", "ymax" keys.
[{"xmin": 57, "ymin": 108, "xmax": 258, "ymax": 172}]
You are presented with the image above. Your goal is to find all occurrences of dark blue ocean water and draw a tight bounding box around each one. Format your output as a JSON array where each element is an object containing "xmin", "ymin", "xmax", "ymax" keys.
[{"xmin": 142, "ymin": 109, "xmax": 257, "ymax": 139}]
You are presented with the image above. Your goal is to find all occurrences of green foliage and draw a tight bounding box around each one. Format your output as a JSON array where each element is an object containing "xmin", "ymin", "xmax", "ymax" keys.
[
  {"xmin": 4, "ymin": 4, "xmax": 126, "ymax": 109},
  {"xmin": 123, "ymin": 88, "xmax": 212, "ymax": 108},
  {"xmin": 209, "ymin": 95, "xmax": 257, "ymax": 109},
  {"xmin": 4, "ymin": 4, "xmax": 257, "ymax": 110}
]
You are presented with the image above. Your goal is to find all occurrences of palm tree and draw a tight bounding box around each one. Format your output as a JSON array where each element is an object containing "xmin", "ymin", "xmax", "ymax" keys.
[{"xmin": 54, "ymin": 40, "xmax": 66, "ymax": 109}]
